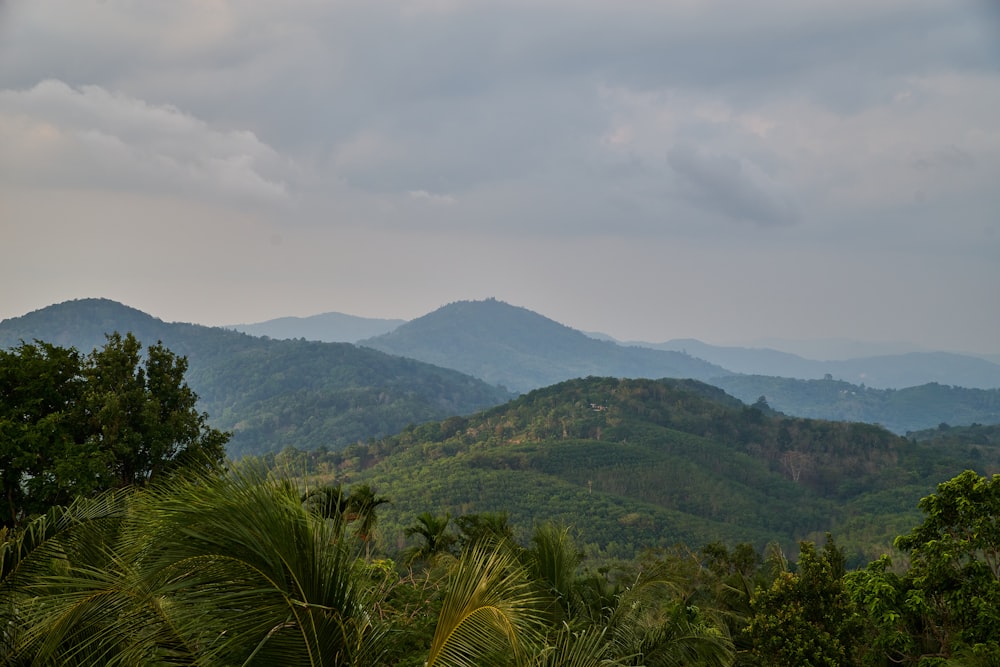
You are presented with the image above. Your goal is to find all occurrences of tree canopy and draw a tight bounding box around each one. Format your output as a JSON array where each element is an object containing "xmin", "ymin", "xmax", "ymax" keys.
[{"xmin": 0, "ymin": 333, "xmax": 228, "ymax": 527}]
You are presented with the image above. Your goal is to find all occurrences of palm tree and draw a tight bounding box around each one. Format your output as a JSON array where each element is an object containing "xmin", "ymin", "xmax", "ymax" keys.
[
  {"xmin": 404, "ymin": 511, "xmax": 457, "ymax": 566},
  {"xmin": 347, "ymin": 483, "xmax": 390, "ymax": 560}
]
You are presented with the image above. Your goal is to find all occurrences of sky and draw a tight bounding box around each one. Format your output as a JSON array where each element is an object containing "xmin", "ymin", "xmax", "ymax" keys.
[{"xmin": 1, "ymin": 0, "xmax": 999, "ymax": 354}]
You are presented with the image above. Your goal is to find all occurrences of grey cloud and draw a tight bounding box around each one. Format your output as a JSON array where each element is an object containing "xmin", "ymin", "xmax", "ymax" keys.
[
  {"xmin": 0, "ymin": 79, "xmax": 292, "ymax": 203},
  {"xmin": 667, "ymin": 145, "xmax": 798, "ymax": 227},
  {"xmin": 911, "ymin": 145, "xmax": 976, "ymax": 172}
]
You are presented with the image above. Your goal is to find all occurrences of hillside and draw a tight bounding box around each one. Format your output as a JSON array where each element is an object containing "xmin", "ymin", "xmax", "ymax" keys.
[
  {"xmin": 284, "ymin": 377, "xmax": 1000, "ymax": 562},
  {"xmin": 0, "ymin": 299, "xmax": 512, "ymax": 457},
  {"xmin": 650, "ymin": 339, "xmax": 1000, "ymax": 389},
  {"xmin": 360, "ymin": 298, "xmax": 732, "ymax": 393},
  {"xmin": 227, "ymin": 312, "xmax": 405, "ymax": 343},
  {"xmin": 711, "ymin": 374, "xmax": 1000, "ymax": 434}
]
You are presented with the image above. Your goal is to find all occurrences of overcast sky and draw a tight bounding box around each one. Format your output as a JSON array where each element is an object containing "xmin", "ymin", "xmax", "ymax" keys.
[{"xmin": 1, "ymin": 0, "xmax": 998, "ymax": 354}]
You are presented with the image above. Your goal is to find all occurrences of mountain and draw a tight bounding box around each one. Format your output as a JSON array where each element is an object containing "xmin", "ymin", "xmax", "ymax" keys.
[
  {"xmin": 360, "ymin": 298, "xmax": 732, "ymax": 393},
  {"xmin": 227, "ymin": 312, "xmax": 405, "ymax": 343},
  {"xmin": 731, "ymin": 337, "xmax": 929, "ymax": 360},
  {"xmin": 0, "ymin": 299, "xmax": 512, "ymax": 457},
  {"xmin": 641, "ymin": 340, "xmax": 1000, "ymax": 390},
  {"xmin": 710, "ymin": 374, "xmax": 1000, "ymax": 434},
  {"xmin": 321, "ymin": 377, "xmax": 1000, "ymax": 562}
]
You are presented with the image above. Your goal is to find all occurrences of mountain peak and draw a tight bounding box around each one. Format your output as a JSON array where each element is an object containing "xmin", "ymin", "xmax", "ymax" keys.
[{"xmin": 362, "ymin": 298, "xmax": 728, "ymax": 393}]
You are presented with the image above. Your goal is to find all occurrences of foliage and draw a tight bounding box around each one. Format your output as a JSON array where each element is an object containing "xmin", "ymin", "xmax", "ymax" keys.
[
  {"xmin": 426, "ymin": 540, "xmax": 547, "ymax": 667},
  {"xmin": 894, "ymin": 471, "xmax": 1000, "ymax": 661},
  {"xmin": 0, "ymin": 467, "xmax": 391, "ymax": 665},
  {"xmin": 0, "ymin": 334, "xmax": 227, "ymax": 528},
  {"xmin": 747, "ymin": 535, "xmax": 859, "ymax": 667}
]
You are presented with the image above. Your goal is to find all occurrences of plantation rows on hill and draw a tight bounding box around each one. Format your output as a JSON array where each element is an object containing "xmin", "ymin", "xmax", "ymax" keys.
[{"xmin": 263, "ymin": 377, "xmax": 1000, "ymax": 562}]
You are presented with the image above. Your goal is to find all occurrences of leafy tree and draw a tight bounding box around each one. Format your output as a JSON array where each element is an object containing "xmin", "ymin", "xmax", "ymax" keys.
[
  {"xmin": 894, "ymin": 470, "xmax": 1000, "ymax": 661},
  {"xmin": 80, "ymin": 332, "xmax": 228, "ymax": 488},
  {"xmin": 747, "ymin": 535, "xmax": 859, "ymax": 667},
  {"xmin": 0, "ymin": 341, "xmax": 89, "ymax": 526},
  {"xmin": 0, "ymin": 334, "xmax": 228, "ymax": 528}
]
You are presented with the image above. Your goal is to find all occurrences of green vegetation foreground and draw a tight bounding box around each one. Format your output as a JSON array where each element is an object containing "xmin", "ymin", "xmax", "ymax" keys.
[
  {"xmin": 3, "ymin": 466, "xmax": 1000, "ymax": 665},
  {"xmin": 4, "ymin": 336, "xmax": 1000, "ymax": 664}
]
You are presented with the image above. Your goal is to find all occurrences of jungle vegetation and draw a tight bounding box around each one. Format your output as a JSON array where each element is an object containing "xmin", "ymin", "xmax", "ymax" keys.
[{"xmin": 3, "ymin": 336, "xmax": 1000, "ymax": 665}]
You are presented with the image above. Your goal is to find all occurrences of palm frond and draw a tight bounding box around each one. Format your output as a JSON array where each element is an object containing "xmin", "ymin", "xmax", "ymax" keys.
[{"xmin": 427, "ymin": 541, "xmax": 547, "ymax": 667}]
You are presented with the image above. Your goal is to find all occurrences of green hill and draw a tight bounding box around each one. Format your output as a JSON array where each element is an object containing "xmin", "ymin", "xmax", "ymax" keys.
[
  {"xmin": 288, "ymin": 377, "xmax": 1000, "ymax": 562},
  {"xmin": 0, "ymin": 299, "xmax": 513, "ymax": 457},
  {"xmin": 360, "ymin": 298, "xmax": 732, "ymax": 393}
]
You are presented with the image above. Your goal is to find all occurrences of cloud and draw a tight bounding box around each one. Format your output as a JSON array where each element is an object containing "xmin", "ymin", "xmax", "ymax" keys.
[
  {"xmin": 0, "ymin": 79, "xmax": 291, "ymax": 203},
  {"xmin": 667, "ymin": 144, "xmax": 798, "ymax": 227},
  {"xmin": 408, "ymin": 190, "xmax": 457, "ymax": 206}
]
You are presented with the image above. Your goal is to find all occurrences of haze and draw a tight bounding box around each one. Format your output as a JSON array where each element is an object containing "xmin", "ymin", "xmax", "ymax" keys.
[{"xmin": 1, "ymin": 1, "xmax": 998, "ymax": 354}]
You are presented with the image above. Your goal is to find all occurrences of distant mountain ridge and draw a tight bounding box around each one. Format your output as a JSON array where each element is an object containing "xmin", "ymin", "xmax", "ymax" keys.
[
  {"xmin": 227, "ymin": 312, "xmax": 405, "ymax": 343},
  {"xmin": 5, "ymin": 299, "xmax": 998, "ymax": 442},
  {"xmin": 0, "ymin": 299, "xmax": 512, "ymax": 457},
  {"xmin": 359, "ymin": 298, "xmax": 732, "ymax": 393},
  {"xmin": 645, "ymin": 339, "xmax": 1000, "ymax": 390},
  {"xmin": 226, "ymin": 304, "xmax": 999, "ymax": 390}
]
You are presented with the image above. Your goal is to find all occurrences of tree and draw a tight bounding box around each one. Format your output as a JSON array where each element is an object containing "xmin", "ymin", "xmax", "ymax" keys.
[
  {"xmin": 0, "ymin": 334, "xmax": 228, "ymax": 527},
  {"xmin": 893, "ymin": 470, "xmax": 1000, "ymax": 661},
  {"xmin": 0, "ymin": 341, "xmax": 89, "ymax": 526},
  {"xmin": 747, "ymin": 535, "xmax": 859, "ymax": 667},
  {"xmin": 347, "ymin": 483, "xmax": 390, "ymax": 559},
  {"xmin": 404, "ymin": 512, "xmax": 457, "ymax": 565},
  {"xmin": 80, "ymin": 332, "xmax": 228, "ymax": 488}
]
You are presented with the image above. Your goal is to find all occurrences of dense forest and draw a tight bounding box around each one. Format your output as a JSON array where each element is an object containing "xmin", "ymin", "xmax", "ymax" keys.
[
  {"xmin": 261, "ymin": 377, "xmax": 1000, "ymax": 563},
  {"xmin": 3, "ymin": 335, "xmax": 1000, "ymax": 664}
]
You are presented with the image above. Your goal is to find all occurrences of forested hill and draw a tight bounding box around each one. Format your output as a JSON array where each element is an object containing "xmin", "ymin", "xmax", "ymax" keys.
[
  {"xmin": 360, "ymin": 298, "xmax": 731, "ymax": 393},
  {"xmin": 293, "ymin": 376, "xmax": 1000, "ymax": 561},
  {"xmin": 0, "ymin": 299, "xmax": 513, "ymax": 457}
]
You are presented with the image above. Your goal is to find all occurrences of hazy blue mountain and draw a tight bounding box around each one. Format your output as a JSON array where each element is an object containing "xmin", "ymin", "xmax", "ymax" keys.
[
  {"xmin": 651, "ymin": 338, "xmax": 827, "ymax": 379},
  {"xmin": 710, "ymin": 374, "xmax": 1000, "ymax": 434},
  {"xmin": 0, "ymin": 299, "xmax": 512, "ymax": 456},
  {"xmin": 227, "ymin": 312, "xmax": 405, "ymax": 343},
  {"xmin": 359, "ymin": 298, "xmax": 733, "ymax": 393},
  {"xmin": 646, "ymin": 340, "xmax": 1000, "ymax": 389},
  {"xmin": 732, "ymin": 337, "xmax": 929, "ymax": 360}
]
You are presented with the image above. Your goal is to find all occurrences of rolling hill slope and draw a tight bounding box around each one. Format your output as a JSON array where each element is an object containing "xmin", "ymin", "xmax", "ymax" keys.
[
  {"xmin": 302, "ymin": 377, "xmax": 1000, "ymax": 562},
  {"xmin": 0, "ymin": 299, "xmax": 513, "ymax": 457}
]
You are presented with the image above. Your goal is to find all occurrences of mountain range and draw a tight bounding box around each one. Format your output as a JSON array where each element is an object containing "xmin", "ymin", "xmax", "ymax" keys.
[
  {"xmin": 235, "ymin": 299, "xmax": 1000, "ymax": 390},
  {"xmin": 227, "ymin": 312, "xmax": 404, "ymax": 343},
  {"xmin": 2, "ymin": 298, "xmax": 999, "ymax": 447},
  {"xmin": 0, "ymin": 299, "xmax": 511, "ymax": 458}
]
